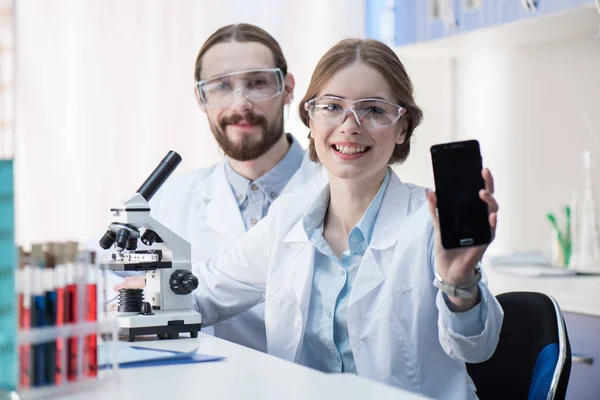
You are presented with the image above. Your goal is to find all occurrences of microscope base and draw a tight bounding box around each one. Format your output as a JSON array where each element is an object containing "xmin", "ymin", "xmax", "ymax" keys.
[{"xmin": 115, "ymin": 310, "xmax": 202, "ymax": 342}]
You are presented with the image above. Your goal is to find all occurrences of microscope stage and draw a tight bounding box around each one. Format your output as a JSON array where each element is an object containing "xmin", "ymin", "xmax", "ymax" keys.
[
  {"xmin": 113, "ymin": 310, "xmax": 202, "ymax": 342},
  {"xmin": 100, "ymin": 260, "xmax": 173, "ymax": 271},
  {"xmin": 116, "ymin": 309, "xmax": 201, "ymax": 328}
]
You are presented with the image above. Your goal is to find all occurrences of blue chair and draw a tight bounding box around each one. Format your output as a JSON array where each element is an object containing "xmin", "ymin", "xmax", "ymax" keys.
[{"xmin": 467, "ymin": 292, "xmax": 571, "ymax": 400}]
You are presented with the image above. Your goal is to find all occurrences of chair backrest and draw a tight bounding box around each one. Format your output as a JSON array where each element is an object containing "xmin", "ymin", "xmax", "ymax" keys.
[{"xmin": 467, "ymin": 292, "xmax": 571, "ymax": 400}]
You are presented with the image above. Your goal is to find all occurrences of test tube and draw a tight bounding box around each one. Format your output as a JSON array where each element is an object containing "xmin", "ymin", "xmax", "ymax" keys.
[
  {"xmin": 31, "ymin": 268, "xmax": 46, "ymax": 387},
  {"xmin": 65, "ymin": 263, "xmax": 78, "ymax": 382},
  {"xmin": 84, "ymin": 259, "xmax": 98, "ymax": 377},
  {"xmin": 18, "ymin": 266, "xmax": 31, "ymax": 389},
  {"xmin": 54, "ymin": 264, "xmax": 66, "ymax": 384},
  {"xmin": 43, "ymin": 268, "xmax": 57, "ymax": 385}
]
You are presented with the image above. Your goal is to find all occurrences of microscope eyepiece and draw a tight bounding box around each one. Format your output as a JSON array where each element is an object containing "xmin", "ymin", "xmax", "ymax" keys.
[
  {"xmin": 136, "ymin": 151, "xmax": 182, "ymax": 202},
  {"xmin": 99, "ymin": 230, "xmax": 117, "ymax": 250}
]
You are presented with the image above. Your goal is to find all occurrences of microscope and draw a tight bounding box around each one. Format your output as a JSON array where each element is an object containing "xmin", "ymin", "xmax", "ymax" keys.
[{"xmin": 98, "ymin": 151, "xmax": 202, "ymax": 342}]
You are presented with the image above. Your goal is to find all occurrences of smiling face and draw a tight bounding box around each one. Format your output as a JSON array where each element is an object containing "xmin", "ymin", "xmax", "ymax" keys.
[
  {"xmin": 197, "ymin": 41, "xmax": 294, "ymax": 161},
  {"xmin": 308, "ymin": 61, "xmax": 406, "ymax": 182}
]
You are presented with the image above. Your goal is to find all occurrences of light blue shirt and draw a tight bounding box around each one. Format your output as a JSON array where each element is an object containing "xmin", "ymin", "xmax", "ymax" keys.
[
  {"xmin": 225, "ymin": 134, "xmax": 304, "ymax": 231},
  {"xmin": 301, "ymin": 170, "xmax": 391, "ymax": 374}
]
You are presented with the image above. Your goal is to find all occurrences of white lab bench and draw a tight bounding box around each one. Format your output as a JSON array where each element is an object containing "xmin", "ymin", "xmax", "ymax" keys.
[
  {"xmin": 485, "ymin": 265, "xmax": 600, "ymax": 317},
  {"xmin": 59, "ymin": 332, "xmax": 428, "ymax": 400},
  {"xmin": 56, "ymin": 265, "xmax": 600, "ymax": 400},
  {"xmin": 485, "ymin": 265, "xmax": 600, "ymax": 400}
]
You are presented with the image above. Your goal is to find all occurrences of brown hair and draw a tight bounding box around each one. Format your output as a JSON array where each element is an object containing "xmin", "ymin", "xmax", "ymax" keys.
[
  {"xmin": 298, "ymin": 38, "xmax": 423, "ymax": 164},
  {"xmin": 194, "ymin": 24, "xmax": 288, "ymax": 81}
]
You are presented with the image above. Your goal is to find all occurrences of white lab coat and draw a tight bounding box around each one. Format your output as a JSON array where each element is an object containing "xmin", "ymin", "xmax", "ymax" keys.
[
  {"xmin": 192, "ymin": 172, "xmax": 503, "ymax": 399},
  {"xmin": 148, "ymin": 152, "xmax": 326, "ymax": 352}
]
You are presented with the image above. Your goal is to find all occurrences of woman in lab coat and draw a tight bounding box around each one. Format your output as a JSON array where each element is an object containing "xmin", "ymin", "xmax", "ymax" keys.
[{"xmin": 125, "ymin": 38, "xmax": 503, "ymax": 399}]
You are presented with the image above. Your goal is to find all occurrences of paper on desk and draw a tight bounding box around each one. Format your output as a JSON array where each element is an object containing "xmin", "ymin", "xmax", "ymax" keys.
[
  {"xmin": 486, "ymin": 252, "xmax": 553, "ymax": 266},
  {"xmin": 99, "ymin": 341, "xmax": 224, "ymax": 369},
  {"xmin": 492, "ymin": 265, "xmax": 578, "ymax": 277}
]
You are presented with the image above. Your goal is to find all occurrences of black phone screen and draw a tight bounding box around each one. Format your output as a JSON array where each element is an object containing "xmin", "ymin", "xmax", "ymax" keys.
[{"xmin": 430, "ymin": 140, "xmax": 491, "ymax": 249}]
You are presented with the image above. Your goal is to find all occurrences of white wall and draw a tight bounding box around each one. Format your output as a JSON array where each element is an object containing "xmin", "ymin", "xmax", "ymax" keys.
[
  {"xmin": 18, "ymin": 1, "xmax": 598, "ymax": 254},
  {"xmin": 15, "ymin": 0, "xmax": 365, "ymax": 245},
  {"xmin": 453, "ymin": 35, "xmax": 600, "ymax": 254},
  {"xmin": 392, "ymin": 56, "xmax": 454, "ymax": 188},
  {"xmin": 391, "ymin": 9, "xmax": 600, "ymax": 256}
]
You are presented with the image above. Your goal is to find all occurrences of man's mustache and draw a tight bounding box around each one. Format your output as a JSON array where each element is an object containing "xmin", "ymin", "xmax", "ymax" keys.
[{"xmin": 219, "ymin": 112, "xmax": 266, "ymax": 130}]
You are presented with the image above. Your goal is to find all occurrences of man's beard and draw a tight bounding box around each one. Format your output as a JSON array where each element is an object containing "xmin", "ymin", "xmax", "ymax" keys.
[{"xmin": 210, "ymin": 110, "xmax": 284, "ymax": 162}]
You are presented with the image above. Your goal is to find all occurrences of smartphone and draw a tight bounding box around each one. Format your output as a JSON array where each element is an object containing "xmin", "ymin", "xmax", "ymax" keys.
[{"xmin": 430, "ymin": 139, "xmax": 491, "ymax": 249}]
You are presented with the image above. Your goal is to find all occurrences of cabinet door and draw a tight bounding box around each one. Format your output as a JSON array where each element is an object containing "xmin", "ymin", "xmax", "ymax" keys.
[
  {"xmin": 563, "ymin": 312, "xmax": 600, "ymax": 400},
  {"xmin": 496, "ymin": 0, "xmax": 529, "ymax": 24},
  {"xmin": 365, "ymin": 0, "xmax": 418, "ymax": 47},
  {"xmin": 395, "ymin": 0, "xmax": 418, "ymax": 46},
  {"xmin": 458, "ymin": 0, "xmax": 500, "ymax": 33},
  {"xmin": 366, "ymin": 0, "xmax": 390, "ymax": 44},
  {"xmin": 572, "ymin": 0, "xmax": 596, "ymax": 6},
  {"xmin": 418, "ymin": 0, "xmax": 461, "ymax": 42},
  {"xmin": 522, "ymin": 0, "xmax": 576, "ymax": 18}
]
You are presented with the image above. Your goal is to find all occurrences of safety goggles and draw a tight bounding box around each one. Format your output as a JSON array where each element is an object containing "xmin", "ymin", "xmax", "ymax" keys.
[
  {"xmin": 196, "ymin": 68, "xmax": 284, "ymax": 108},
  {"xmin": 304, "ymin": 96, "xmax": 407, "ymax": 130}
]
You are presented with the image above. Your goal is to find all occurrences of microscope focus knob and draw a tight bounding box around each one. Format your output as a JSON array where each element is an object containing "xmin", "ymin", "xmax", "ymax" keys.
[{"xmin": 170, "ymin": 269, "xmax": 199, "ymax": 295}]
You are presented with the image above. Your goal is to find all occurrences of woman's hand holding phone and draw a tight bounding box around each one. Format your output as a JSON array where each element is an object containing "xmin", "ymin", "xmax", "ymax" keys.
[{"xmin": 426, "ymin": 168, "xmax": 499, "ymax": 312}]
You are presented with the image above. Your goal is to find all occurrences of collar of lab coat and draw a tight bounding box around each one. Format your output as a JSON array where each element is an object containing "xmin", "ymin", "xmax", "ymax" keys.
[
  {"xmin": 204, "ymin": 161, "xmax": 247, "ymax": 241},
  {"xmin": 283, "ymin": 169, "xmax": 411, "ymax": 251},
  {"xmin": 280, "ymin": 170, "xmax": 414, "ymax": 332}
]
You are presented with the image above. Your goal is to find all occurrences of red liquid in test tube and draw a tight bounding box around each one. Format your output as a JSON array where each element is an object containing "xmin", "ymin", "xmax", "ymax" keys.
[
  {"xmin": 85, "ymin": 263, "xmax": 97, "ymax": 377},
  {"xmin": 18, "ymin": 267, "xmax": 31, "ymax": 389},
  {"xmin": 54, "ymin": 265, "xmax": 66, "ymax": 384},
  {"xmin": 65, "ymin": 263, "xmax": 78, "ymax": 382}
]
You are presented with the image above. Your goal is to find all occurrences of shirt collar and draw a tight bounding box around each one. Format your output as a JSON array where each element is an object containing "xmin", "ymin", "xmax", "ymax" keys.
[
  {"xmin": 225, "ymin": 159, "xmax": 251, "ymax": 205},
  {"xmin": 224, "ymin": 134, "xmax": 304, "ymax": 205},
  {"xmin": 354, "ymin": 169, "xmax": 390, "ymax": 245},
  {"xmin": 302, "ymin": 168, "xmax": 391, "ymax": 248},
  {"xmin": 302, "ymin": 184, "xmax": 331, "ymax": 239}
]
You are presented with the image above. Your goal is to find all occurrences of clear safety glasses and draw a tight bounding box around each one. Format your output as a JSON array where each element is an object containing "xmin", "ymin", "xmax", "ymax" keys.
[
  {"xmin": 196, "ymin": 68, "xmax": 285, "ymax": 108},
  {"xmin": 304, "ymin": 96, "xmax": 407, "ymax": 130}
]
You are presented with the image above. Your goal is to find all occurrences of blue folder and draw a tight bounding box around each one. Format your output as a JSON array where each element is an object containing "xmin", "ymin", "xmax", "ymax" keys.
[{"xmin": 99, "ymin": 342, "xmax": 225, "ymax": 369}]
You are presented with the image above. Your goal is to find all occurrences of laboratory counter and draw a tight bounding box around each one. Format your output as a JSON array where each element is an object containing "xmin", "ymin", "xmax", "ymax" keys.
[
  {"xmin": 485, "ymin": 264, "xmax": 600, "ymax": 317},
  {"xmin": 54, "ymin": 265, "xmax": 600, "ymax": 400},
  {"xmin": 59, "ymin": 332, "xmax": 428, "ymax": 400}
]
